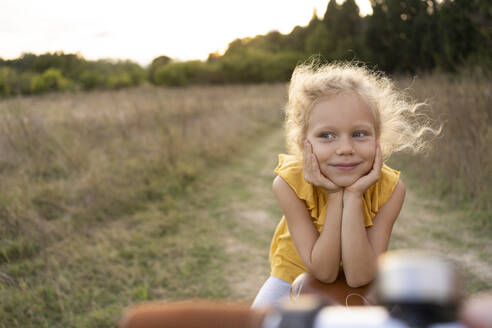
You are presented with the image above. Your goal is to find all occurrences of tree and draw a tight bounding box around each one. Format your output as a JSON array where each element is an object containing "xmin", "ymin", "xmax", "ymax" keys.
[
  {"xmin": 149, "ymin": 55, "xmax": 171, "ymax": 84},
  {"xmin": 305, "ymin": 22, "xmax": 337, "ymax": 59},
  {"xmin": 436, "ymin": 0, "xmax": 492, "ymax": 71},
  {"xmin": 366, "ymin": 0, "xmax": 440, "ymax": 72},
  {"xmin": 286, "ymin": 11, "xmax": 320, "ymax": 52},
  {"xmin": 319, "ymin": 0, "xmax": 364, "ymax": 61}
]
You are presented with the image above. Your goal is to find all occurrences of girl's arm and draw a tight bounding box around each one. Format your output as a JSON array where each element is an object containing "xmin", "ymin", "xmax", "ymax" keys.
[
  {"xmin": 273, "ymin": 176, "xmax": 343, "ymax": 283},
  {"xmin": 340, "ymin": 145, "xmax": 406, "ymax": 287},
  {"xmin": 272, "ymin": 141, "xmax": 345, "ymax": 283}
]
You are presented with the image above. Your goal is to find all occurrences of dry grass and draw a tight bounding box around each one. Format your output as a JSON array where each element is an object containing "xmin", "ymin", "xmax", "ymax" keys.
[
  {"xmin": 0, "ymin": 84, "xmax": 288, "ymax": 327},
  {"xmin": 393, "ymin": 73, "xmax": 491, "ymax": 217},
  {"xmin": 0, "ymin": 84, "xmax": 287, "ymax": 265},
  {"xmin": 388, "ymin": 73, "xmax": 492, "ymax": 294}
]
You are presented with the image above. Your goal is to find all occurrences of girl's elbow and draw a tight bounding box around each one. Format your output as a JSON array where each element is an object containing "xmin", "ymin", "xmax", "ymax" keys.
[
  {"xmin": 345, "ymin": 274, "xmax": 374, "ymax": 288},
  {"xmin": 318, "ymin": 275, "xmax": 338, "ymax": 284},
  {"xmin": 311, "ymin": 269, "xmax": 339, "ymax": 284},
  {"xmin": 346, "ymin": 279, "xmax": 367, "ymax": 288}
]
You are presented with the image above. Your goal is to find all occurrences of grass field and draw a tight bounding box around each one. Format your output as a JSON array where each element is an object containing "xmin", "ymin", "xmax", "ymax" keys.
[{"xmin": 0, "ymin": 75, "xmax": 490, "ymax": 327}]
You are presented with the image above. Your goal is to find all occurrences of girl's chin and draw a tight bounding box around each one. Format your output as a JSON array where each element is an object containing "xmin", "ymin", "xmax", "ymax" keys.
[
  {"xmin": 330, "ymin": 179, "xmax": 357, "ymax": 188},
  {"xmin": 323, "ymin": 173, "xmax": 361, "ymax": 188},
  {"xmin": 322, "ymin": 165, "xmax": 372, "ymax": 188}
]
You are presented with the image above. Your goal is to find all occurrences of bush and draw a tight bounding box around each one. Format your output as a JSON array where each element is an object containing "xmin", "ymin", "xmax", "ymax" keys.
[
  {"xmin": 153, "ymin": 61, "xmax": 214, "ymax": 87},
  {"xmin": 18, "ymin": 72, "xmax": 36, "ymax": 94},
  {"xmin": 150, "ymin": 50, "xmax": 303, "ymax": 87},
  {"xmin": 154, "ymin": 63, "xmax": 188, "ymax": 86},
  {"xmin": 117, "ymin": 61, "xmax": 146, "ymax": 86},
  {"xmin": 0, "ymin": 68, "xmax": 39, "ymax": 96},
  {"xmin": 107, "ymin": 72, "xmax": 133, "ymax": 89},
  {"xmin": 263, "ymin": 51, "xmax": 304, "ymax": 82},
  {"xmin": 149, "ymin": 56, "xmax": 171, "ymax": 84},
  {"xmin": 79, "ymin": 70, "xmax": 106, "ymax": 90},
  {"xmin": 219, "ymin": 49, "xmax": 304, "ymax": 83},
  {"xmin": 219, "ymin": 49, "xmax": 270, "ymax": 83},
  {"xmin": 0, "ymin": 67, "xmax": 18, "ymax": 96},
  {"xmin": 30, "ymin": 68, "xmax": 73, "ymax": 94}
]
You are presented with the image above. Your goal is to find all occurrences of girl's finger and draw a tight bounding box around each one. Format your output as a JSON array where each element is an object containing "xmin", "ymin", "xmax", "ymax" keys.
[
  {"xmin": 303, "ymin": 141, "xmax": 312, "ymax": 165},
  {"xmin": 369, "ymin": 146, "xmax": 382, "ymax": 178},
  {"xmin": 304, "ymin": 140, "xmax": 324, "ymax": 185},
  {"xmin": 304, "ymin": 141, "xmax": 316, "ymax": 169},
  {"xmin": 354, "ymin": 145, "xmax": 382, "ymax": 190},
  {"xmin": 367, "ymin": 155, "xmax": 382, "ymax": 183},
  {"xmin": 372, "ymin": 142, "xmax": 382, "ymax": 170},
  {"xmin": 303, "ymin": 140, "xmax": 316, "ymax": 182},
  {"xmin": 304, "ymin": 139, "xmax": 314, "ymax": 155}
]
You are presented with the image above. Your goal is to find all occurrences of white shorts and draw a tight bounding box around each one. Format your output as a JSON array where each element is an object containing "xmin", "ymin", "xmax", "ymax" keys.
[{"xmin": 251, "ymin": 276, "xmax": 291, "ymax": 308}]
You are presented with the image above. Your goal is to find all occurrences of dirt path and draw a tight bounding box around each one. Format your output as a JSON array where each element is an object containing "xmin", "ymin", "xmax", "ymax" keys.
[
  {"xmin": 202, "ymin": 126, "xmax": 490, "ymax": 302},
  {"xmin": 198, "ymin": 127, "xmax": 286, "ymax": 302}
]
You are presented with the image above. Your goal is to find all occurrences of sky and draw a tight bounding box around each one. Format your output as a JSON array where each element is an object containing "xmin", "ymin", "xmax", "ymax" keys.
[{"xmin": 1, "ymin": 0, "xmax": 372, "ymax": 66}]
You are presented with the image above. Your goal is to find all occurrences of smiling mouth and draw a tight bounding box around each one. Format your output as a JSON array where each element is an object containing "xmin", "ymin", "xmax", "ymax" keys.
[{"xmin": 330, "ymin": 163, "xmax": 360, "ymax": 171}]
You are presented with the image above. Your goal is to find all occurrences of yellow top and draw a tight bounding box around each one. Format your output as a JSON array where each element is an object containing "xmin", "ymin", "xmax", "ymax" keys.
[{"xmin": 269, "ymin": 154, "xmax": 401, "ymax": 283}]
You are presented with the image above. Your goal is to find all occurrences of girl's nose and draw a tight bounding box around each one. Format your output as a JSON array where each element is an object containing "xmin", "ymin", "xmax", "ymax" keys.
[{"xmin": 335, "ymin": 138, "xmax": 354, "ymax": 156}]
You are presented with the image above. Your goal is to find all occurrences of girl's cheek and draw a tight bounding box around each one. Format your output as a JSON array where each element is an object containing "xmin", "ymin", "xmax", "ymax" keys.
[
  {"xmin": 313, "ymin": 141, "xmax": 331, "ymax": 154},
  {"xmin": 360, "ymin": 141, "xmax": 377, "ymax": 160},
  {"xmin": 309, "ymin": 140, "xmax": 317, "ymax": 153}
]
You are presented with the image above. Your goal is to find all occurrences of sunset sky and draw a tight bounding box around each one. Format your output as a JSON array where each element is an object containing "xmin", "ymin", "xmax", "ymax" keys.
[{"xmin": 1, "ymin": 0, "xmax": 372, "ymax": 66}]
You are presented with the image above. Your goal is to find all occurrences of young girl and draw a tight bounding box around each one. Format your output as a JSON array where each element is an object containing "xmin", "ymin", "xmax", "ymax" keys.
[{"xmin": 252, "ymin": 61, "xmax": 435, "ymax": 308}]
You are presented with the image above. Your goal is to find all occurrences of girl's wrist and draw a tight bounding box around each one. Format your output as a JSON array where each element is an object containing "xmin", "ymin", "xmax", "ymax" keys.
[
  {"xmin": 323, "ymin": 186, "xmax": 343, "ymax": 194},
  {"xmin": 343, "ymin": 189, "xmax": 363, "ymax": 202},
  {"xmin": 331, "ymin": 189, "xmax": 344, "ymax": 198},
  {"xmin": 327, "ymin": 190, "xmax": 344, "ymax": 204}
]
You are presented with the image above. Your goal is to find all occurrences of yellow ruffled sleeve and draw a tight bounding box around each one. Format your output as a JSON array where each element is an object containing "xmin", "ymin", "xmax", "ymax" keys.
[
  {"xmin": 361, "ymin": 164, "xmax": 401, "ymax": 226},
  {"xmin": 274, "ymin": 154, "xmax": 318, "ymax": 215}
]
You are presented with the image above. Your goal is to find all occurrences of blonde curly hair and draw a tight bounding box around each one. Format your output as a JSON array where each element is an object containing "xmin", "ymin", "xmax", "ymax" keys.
[{"xmin": 285, "ymin": 61, "xmax": 439, "ymax": 160}]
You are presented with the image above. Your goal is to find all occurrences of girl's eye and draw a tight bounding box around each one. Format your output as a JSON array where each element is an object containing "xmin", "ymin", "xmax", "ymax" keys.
[
  {"xmin": 353, "ymin": 131, "xmax": 367, "ymax": 138},
  {"xmin": 320, "ymin": 132, "xmax": 335, "ymax": 139}
]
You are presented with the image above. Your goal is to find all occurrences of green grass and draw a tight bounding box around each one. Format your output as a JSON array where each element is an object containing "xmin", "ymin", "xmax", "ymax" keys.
[{"xmin": 0, "ymin": 133, "xmax": 272, "ymax": 327}]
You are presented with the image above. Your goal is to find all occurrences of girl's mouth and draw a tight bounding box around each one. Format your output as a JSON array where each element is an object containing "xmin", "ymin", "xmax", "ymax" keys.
[{"xmin": 331, "ymin": 163, "xmax": 360, "ymax": 171}]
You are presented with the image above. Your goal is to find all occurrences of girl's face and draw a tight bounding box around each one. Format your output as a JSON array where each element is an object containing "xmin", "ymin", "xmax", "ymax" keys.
[{"xmin": 306, "ymin": 91, "xmax": 377, "ymax": 187}]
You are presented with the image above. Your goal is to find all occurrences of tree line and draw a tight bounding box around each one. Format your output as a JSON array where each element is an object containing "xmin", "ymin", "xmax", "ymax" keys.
[
  {"xmin": 0, "ymin": 53, "xmax": 146, "ymax": 96},
  {"xmin": 0, "ymin": 0, "xmax": 490, "ymax": 96}
]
